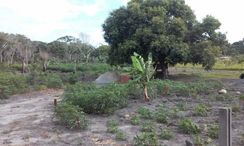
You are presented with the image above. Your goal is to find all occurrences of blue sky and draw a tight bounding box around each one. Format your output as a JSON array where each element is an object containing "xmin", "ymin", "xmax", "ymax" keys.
[{"xmin": 0, "ymin": 0, "xmax": 243, "ymax": 46}]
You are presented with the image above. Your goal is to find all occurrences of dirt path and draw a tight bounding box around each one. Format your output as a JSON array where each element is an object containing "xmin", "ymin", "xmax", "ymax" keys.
[{"xmin": 0, "ymin": 89, "xmax": 66, "ymax": 146}]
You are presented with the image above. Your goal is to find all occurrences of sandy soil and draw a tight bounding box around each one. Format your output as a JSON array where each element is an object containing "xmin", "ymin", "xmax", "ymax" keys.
[{"xmin": 0, "ymin": 79, "xmax": 243, "ymax": 146}]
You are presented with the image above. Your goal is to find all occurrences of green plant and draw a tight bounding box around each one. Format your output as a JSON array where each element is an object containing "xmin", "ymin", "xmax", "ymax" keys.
[
  {"xmin": 106, "ymin": 119, "xmax": 118, "ymax": 133},
  {"xmin": 55, "ymin": 102, "xmax": 88, "ymax": 129},
  {"xmin": 178, "ymin": 118, "xmax": 200, "ymax": 134},
  {"xmin": 131, "ymin": 52, "xmax": 155, "ymax": 101},
  {"xmin": 133, "ymin": 131, "xmax": 158, "ymax": 146},
  {"xmin": 63, "ymin": 83, "xmax": 128, "ymax": 114},
  {"xmin": 46, "ymin": 74, "xmax": 63, "ymax": 89},
  {"xmin": 140, "ymin": 122, "xmax": 156, "ymax": 132},
  {"xmin": 0, "ymin": 72, "xmax": 28, "ymax": 98},
  {"xmin": 207, "ymin": 124, "xmax": 219, "ymax": 139},
  {"xmin": 115, "ymin": 130, "xmax": 126, "ymax": 141},
  {"xmin": 193, "ymin": 135, "xmax": 205, "ymax": 146},
  {"xmin": 130, "ymin": 115, "xmax": 140, "ymax": 125},
  {"xmin": 154, "ymin": 105, "xmax": 169, "ymax": 124},
  {"xmin": 159, "ymin": 128, "xmax": 173, "ymax": 140},
  {"xmin": 215, "ymin": 94, "xmax": 231, "ymax": 101},
  {"xmin": 34, "ymin": 85, "xmax": 47, "ymax": 91},
  {"xmin": 137, "ymin": 107, "xmax": 152, "ymax": 119},
  {"xmin": 176, "ymin": 102, "xmax": 187, "ymax": 111},
  {"xmin": 193, "ymin": 104, "xmax": 209, "ymax": 117},
  {"xmin": 240, "ymin": 94, "xmax": 244, "ymax": 100}
]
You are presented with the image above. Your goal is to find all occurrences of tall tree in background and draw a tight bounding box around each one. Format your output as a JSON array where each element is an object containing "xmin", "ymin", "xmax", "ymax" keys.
[{"xmin": 103, "ymin": 0, "xmax": 227, "ymax": 78}]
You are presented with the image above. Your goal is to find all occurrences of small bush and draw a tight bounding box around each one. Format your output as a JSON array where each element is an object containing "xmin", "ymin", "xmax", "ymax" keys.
[
  {"xmin": 193, "ymin": 104, "xmax": 209, "ymax": 117},
  {"xmin": 115, "ymin": 130, "xmax": 126, "ymax": 141},
  {"xmin": 176, "ymin": 102, "xmax": 187, "ymax": 111},
  {"xmin": 133, "ymin": 131, "xmax": 158, "ymax": 146},
  {"xmin": 55, "ymin": 102, "xmax": 88, "ymax": 130},
  {"xmin": 207, "ymin": 124, "xmax": 219, "ymax": 139},
  {"xmin": 178, "ymin": 118, "xmax": 200, "ymax": 134},
  {"xmin": 130, "ymin": 115, "xmax": 140, "ymax": 125},
  {"xmin": 46, "ymin": 74, "xmax": 63, "ymax": 89},
  {"xmin": 34, "ymin": 85, "xmax": 47, "ymax": 91},
  {"xmin": 154, "ymin": 105, "xmax": 169, "ymax": 124},
  {"xmin": 0, "ymin": 72, "xmax": 28, "ymax": 98},
  {"xmin": 137, "ymin": 107, "xmax": 152, "ymax": 119},
  {"xmin": 159, "ymin": 128, "xmax": 173, "ymax": 140},
  {"xmin": 240, "ymin": 94, "xmax": 244, "ymax": 100},
  {"xmin": 106, "ymin": 119, "xmax": 118, "ymax": 133},
  {"xmin": 140, "ymin": 122, "xmax": 156, "ymax": 132},
  {"xmin": 63, "ymin": 83, "xmax": 128, "ymax": 114}
]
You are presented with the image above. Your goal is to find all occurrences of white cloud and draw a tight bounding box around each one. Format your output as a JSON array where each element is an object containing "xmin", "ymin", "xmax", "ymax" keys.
[
  {"xmin": 185, "ymin": 0, "xmax": 244, "ymax": 43},
  {"xmin": 0, "ymin": 0, "xmax": 107, "ymax": 43}
]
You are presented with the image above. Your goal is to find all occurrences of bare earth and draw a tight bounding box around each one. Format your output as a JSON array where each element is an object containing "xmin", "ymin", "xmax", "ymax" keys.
[{"xmin": 0, "ymin": 79, "xmax": 243, "ymax": 146}]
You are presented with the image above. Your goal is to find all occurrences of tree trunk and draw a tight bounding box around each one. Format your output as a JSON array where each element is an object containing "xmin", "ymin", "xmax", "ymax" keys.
[
  {"xmin": 143, "ymin": 84, "xmax": 150, "ymax": 102},
  {"xmin": 22, "ymin": 60, "xmax": 26, "ymax": 73},
  {"xmin": 43, "ymin": 61, "xmax": 47, "ymax": 72},
  {"xmin": 155, "ymin": 61, "xmax": 169, "ymax": 79}
]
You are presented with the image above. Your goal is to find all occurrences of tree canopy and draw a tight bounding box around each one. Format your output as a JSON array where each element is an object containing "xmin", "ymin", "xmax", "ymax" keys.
[{"xmin": 103, "ymin": 0, "xmax": 227, "ymax": 77}]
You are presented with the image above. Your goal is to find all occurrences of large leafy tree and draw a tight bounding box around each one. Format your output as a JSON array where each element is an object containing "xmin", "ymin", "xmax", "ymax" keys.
[{"xmin": 103, "ymin": 0, "xmax": 226, "ymax": 78}]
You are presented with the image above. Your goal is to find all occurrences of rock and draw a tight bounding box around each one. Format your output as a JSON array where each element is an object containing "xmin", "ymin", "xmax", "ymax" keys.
[
  {"xmin": 218, "ymin": 89, "xmax": 227, "ymax": 94},
  {"xmin": 124, "ymin": 114, "xmax": 130, "ymax": 119},
  {"xmin": 94, "ymin": 72, "xmax": 120, "ymax": 85},
  {"xmin": 240, "ymin": 73, "xmax": 244, "ymax": 79},
  {"xmin": 236, "ymin": 91, "xmax": 241, "ymax": 95},
  {"xmin": 185, "ymin": 140, "xmax": 194, "ymax": 146}
]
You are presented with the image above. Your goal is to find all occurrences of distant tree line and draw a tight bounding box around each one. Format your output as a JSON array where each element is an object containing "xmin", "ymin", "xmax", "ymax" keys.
[{"xmin": 0, "ymin": 32, "xmax": 110, "ymax": 73}]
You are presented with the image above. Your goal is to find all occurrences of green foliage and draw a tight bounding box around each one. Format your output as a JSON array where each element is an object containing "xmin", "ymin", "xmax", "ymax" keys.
[
  {"xmin": 106, "ymin": 119, "xmax": 118, "ymax": 133},
  {"xmin": 46, "ymin": 74, "xmax": 63, "ymax": 89},
  {"xmin": 137, "ymin": 107, "xmax": 152, "ymax": 119},
  {"xmin": 193, "ymin": 135, "xmax": 205, "ymax": 146},
  {"xmin": 0, "ymin": 72, "xmax": 28, "ymax": 98},
  {"xmin": 240, "ymin": 94, "xmax": 244, "ymax": 100},
  {"xmin": 131, "ymin": 52, "xmax": 155, "ymax": 100},
  {"xmin": 55, "ymin": 102, "xmax": 88, "ymax": 130},
  {"xmin": 103, "ymin": 0, "xmax": 225, "ymax": 76},
  {"xmin": 130, "ymin": 115, "xmax": 140, "ymax": 125},
  {"xmin": 140, "ymin": 122, "xmax": 156, "ymax": 132},
  {"xmin": 176, "ymin": 102, "xmax": 188, "ymax": 111},
  {"xmin": 153, "ymin": 105, "xmax": 169, "ymax": 124},
  {"xmin": 47, "ymin": 63, "xmax": 112, "ymax": 74},
  {"xmin": 133, "ymin": 131, "xmax": 158, "ymax": 146},
  {"xmin": 149, "ymin": 79, "xmax": 222, "ymax": 97},
  {"xmin": 178, "ymin": 118, "xmax": 200, "ymax": 134},
  {"xmin": 193, "ymin": 104, "xmax": 209, "ymax": 117},
  {"xmin": 115, "ymin": 130, "xmax": 126, "ymax": 141},
  {"xmin": 63, "ymin": 83, "xmax": 128, "ymax": 114},
  {"xmin": 159, "ymin": 128, "xmax": 173, "ymax": 140},
  {"xmin": 207, "ymin": 124, "xmax": 219, "ymax": 139}
]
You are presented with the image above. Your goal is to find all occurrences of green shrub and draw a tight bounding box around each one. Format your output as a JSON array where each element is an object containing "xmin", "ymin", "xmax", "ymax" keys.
[
  {"xmin": 178, "ymin": 118, "xmax": 200, "ymax": 134},
  {"xmin": 77, "ymin": 63, "xmax": 112, "ymax": 74},
  {"xmin": 140, "ymin": 122, "xmax": 156, "ymax": 132},
  {"xmin": 133, "ymin": 131, "xmax": 158, "ymax": 146},
  {"xmin": 130, "ymin": 115, "xmax": 140, "ymax": 125},
  {"xmin": 34, "ymin": 85, "xmax": 47, "ymax": 91},
  {"xmin": 240, "ymin": 94, "xmax": 244, "ymax": 100},
  {"xmin": 63, "ymin": 83, "xmax": 128, "ymax": 114},
  {"xmin": 47, "ymin": 63, "xmax": 76, "ymax": 72},
  {"xmin": 159, "ymin": 128, "xmax": 173, "ymax": 140},
  {"xmin": 106, "ymin": 119, "xmax": 118, "ymax": 133},
  {"xmin": 46, "ymin": 74, "xmax": 63, "ymax": 89},
  {"xmin": 207, "ymin": 124, "xmax": 219, "ymax": 139},
  {"xmin": 137, "ymin": 107, "xmax": 152, "ymax": 119},
  {"xmin": 176, "ymin": 102, "xmax": 187, "ymax": 111},
  {"xmin": 154, "ymin": 105, "xmax": 169, "ymax": 124},
  {"xmin": 0, "ymin": 72, "xmax": 28, "ymax": 98},
  {"xmin": 116, "ymin": 130, "xmax": 126, "ymax": 141},
  {"xmin": 193, "ymin": 104, "xmax": 209, "ymax": 117},
  {"xmin": 55, "ymin": 102, "xmax": 88, "ymax": 130}
]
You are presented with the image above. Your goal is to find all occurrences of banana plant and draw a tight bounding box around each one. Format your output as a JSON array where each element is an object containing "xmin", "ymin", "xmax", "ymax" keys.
[{"xmin": 131, "ymin": 52, "xmax": 155, "ymax": 101}]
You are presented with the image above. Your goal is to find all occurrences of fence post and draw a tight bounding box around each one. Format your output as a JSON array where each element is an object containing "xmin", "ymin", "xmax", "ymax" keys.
[{"xmin": 219, "ymin": 107, "xmax": 232, "ymax": 146}]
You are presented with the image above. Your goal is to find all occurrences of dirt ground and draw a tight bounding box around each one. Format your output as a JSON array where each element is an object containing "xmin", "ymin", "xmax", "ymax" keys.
[{"xmin": 0, "ymin": 79, "xmax": 243, "ymax": 146}]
